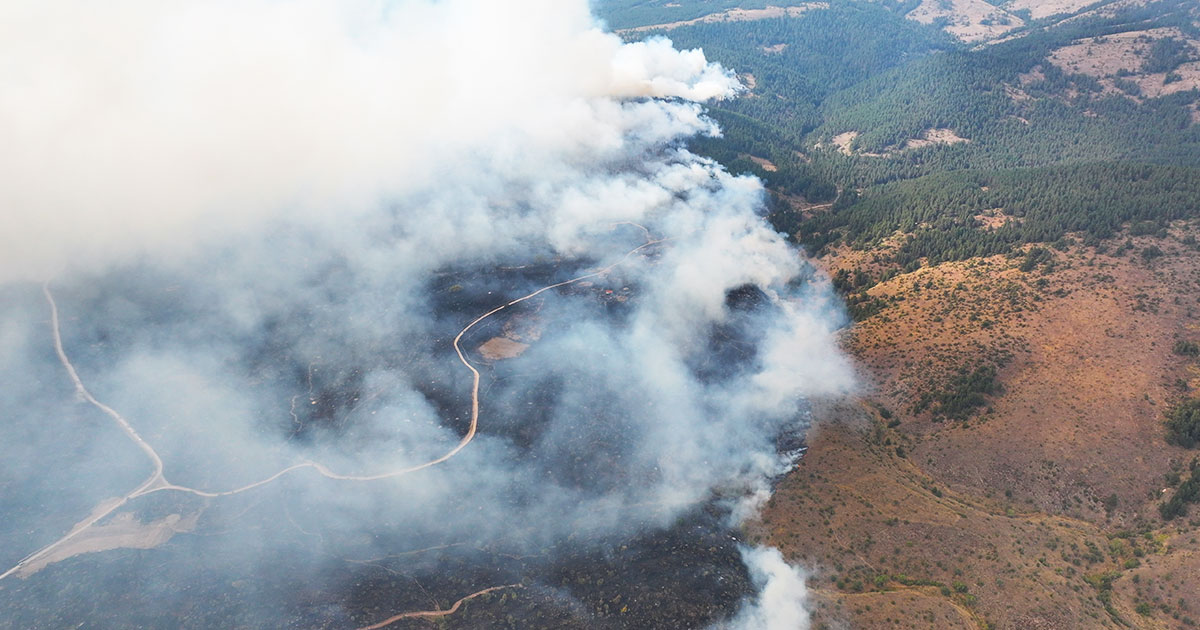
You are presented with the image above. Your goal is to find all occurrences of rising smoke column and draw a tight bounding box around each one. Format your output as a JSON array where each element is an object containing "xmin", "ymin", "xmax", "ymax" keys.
[
  {"xmin": 0, "ymin": 0, "xmax": 853, "ymax": 626},
  {"xmin": 720, "ymin": 546, "xmax": 812, "ymax": 630}
]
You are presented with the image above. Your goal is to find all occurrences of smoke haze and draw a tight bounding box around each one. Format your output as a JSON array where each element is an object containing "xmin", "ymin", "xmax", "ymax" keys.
[
  {"xmin": 0, "ymin": 0, "xmax": 739, "ymax": 282},
  {"xmin": 0, "ymin": 0, "xmax": 853, "ymax": 627},
  {"xmin": 721, "ymin": 547, "xmax": 812, "ymax": 630}
]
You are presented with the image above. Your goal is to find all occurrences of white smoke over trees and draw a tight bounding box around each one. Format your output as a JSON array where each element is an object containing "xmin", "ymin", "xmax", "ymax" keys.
[{"xmin": 0, "ymin": 0, "xmax": 852, "ymax": 627}]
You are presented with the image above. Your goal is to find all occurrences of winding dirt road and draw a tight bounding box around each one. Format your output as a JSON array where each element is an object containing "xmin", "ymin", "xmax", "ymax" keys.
[
  {"xmin": 357, "ymin": 584, "xmax": 523, "ymax": 630},
  {"xmin": 0, "ymin": 287, "xmax": 176, "ymax": 581},
  {"xmin": 1, "ymin": 227, "xmax": 664, "ymax": 581}
]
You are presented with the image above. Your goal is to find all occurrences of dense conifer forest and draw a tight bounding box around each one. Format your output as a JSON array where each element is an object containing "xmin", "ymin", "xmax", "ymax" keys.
[{"xmin": 599, "ymin": 0, "xmax": 1200, "ymax": 263}]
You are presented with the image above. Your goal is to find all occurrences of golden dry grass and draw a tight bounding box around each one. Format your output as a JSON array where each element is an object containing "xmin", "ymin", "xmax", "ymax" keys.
[
  {"xmin": 906, "ymin": 0, "xmax": 1024, "ymax": 42},
  {"xmin": 763, "ymin": 225, "xmax": 1200, "ymax": 628},
  {"xmin": 1005, "ymin": 0, "xmax": 1099, "ymax": 20},
  {"xmin": 1047, "ymin": 28, "xmax": 1200, "ymax": 99}
]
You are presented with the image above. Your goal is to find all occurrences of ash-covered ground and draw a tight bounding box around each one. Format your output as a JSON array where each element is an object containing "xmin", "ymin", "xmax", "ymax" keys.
[
  {"xmin": 0, "ymin": 2, "xmax": 851, "ymax": 627},
  {"xmin": 0, "ymin": 262, "xmax": 813, "ymax": 629}
]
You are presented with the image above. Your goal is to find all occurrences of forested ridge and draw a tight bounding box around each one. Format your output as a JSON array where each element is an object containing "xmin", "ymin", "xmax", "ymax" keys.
[
  {"xmin": 598, "ymin": 0, "xmax": 1200, "ymax": 263},
  {"xmin": 789, "ymin": 163, "xmax": 1200, "ymax": 263}
]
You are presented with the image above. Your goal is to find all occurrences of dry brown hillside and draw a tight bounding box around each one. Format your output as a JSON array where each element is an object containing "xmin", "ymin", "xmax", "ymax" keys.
[
  {"xmin": 762, "ymin": 224, "xmax": 1200, "ymax": 629},
  {"xmin": 1047, "ymin": 27, "xmax": 1200, "ymax": 103}
]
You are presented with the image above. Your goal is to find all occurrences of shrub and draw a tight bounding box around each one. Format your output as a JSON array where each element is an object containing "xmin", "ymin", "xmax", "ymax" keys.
[
  {"xmin": 1161, "ymin": 462, "xmax": 1200, "ymax": 521},
  {"xmin": 1166, "ymin": 398, "xmax": 1200, "ymax": 448},
  {"xmin": 1174, "ymin": 340, "xmax": 1200, "ymax": 357}
]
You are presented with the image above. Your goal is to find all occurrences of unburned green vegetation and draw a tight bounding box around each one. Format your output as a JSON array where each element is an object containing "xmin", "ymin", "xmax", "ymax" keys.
[
  {"xmin": 1166, "ymin": 397, "xmax": 1200, "ymax": 449},
  {"xmin": 792, "ymin": 163, "xmax": 1200, "ymax": 265}
]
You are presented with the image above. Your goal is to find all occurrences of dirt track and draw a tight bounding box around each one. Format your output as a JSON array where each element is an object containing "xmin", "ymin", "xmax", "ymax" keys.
[
  {"xmin": 1, "ymin": 227, "xmax": 665, "ymax": 580},
  {"xmin": 357, "ymin": 584, "xmax": 523, "ymax": 630}
]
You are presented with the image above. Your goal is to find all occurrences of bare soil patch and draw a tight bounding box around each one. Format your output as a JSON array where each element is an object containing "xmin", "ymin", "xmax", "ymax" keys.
[
  {"xmin": 1047, "ymin": 28, "xmax": 1200, "ymax": 98},
  {"xmin": 1004, "ymin": 0, "xmax": 1097, "ymax": 20},
  {"xmin": 478, "ymin": 337, "xmax": 530, "ymax": 361},
  {"xmin": 903, "ymin": 127, "xmax": 970, "ymax": 150},
  {"xmin": 830, "ymin": 131, "xmax": 859, "ymax": 156},
  {"xmin": 1062, "ymin": 0, "xmax": 1154, "ymax": 24},
  {"xmin": 972, "ymin": 208, "xmax": 1020, "ymax": 230},
  {"xmin": 19, "ymin": 510, "xmax": 199, "ymax": 577},
  {"xmin": 478, "ymin": 311, "xmax": 543, "ymax": 361},
  {"xmin": 823, "ymin": 128, "xmax": 968, "ymax": 157},
  {"xmin": 906, "ymin": 0, "xmax": 1024, "ymax": 42},
  {"xmin": 747, "ymin": 155, "xmax": 779, "ymax": 171}
]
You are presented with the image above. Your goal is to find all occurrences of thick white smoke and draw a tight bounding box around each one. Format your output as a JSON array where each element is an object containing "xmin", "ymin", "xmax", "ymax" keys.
[
  {"xmin": 0, "ymin": 0, "xmax": 850, "ymax": 626},
  {"xmin": 0, "ymin": 0, "xmax": 740, "ymax": 283},
  {"xmin": 722, "ymin": 546, "xmax": 812, "ymax": 630}
]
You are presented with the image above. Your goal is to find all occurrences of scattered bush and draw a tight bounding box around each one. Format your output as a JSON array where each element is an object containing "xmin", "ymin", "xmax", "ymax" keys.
[
  {"xmin": 1174, "ymin": 340, "xmax": 1200, "ymax": 357},
  {"xmin": 1143, "ymin": 37, "xmax": 1196, "ymax": 74},
  {"xmin": 1160, "ymin": 460, "xmax": 1200, "ymax": 520},
  {"xmin": 1166, "ymin": 398, "xmax": 1200, "ymax": 448},
  {"xmin": 914, "ymin": 363, "xmax": 1002, "ymax": 421}
]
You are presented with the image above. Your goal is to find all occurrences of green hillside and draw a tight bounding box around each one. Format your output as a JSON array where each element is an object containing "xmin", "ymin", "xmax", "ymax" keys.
[{"xmin": 601, "ymin": 0, "xmax": 1200, "ymax": 262}]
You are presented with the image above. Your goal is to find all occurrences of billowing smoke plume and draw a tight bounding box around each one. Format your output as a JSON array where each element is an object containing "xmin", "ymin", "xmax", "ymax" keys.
[
  {"xmin": 718, "ymin": 547, "xmax": 812, "ymax": 630},
  {"xmin": 0, "ymin": 0, "xmax": 739, "ymax": 283},
  {"xmin": 0, "ymin": 0, "xmax": 852, "ymax": 627}
]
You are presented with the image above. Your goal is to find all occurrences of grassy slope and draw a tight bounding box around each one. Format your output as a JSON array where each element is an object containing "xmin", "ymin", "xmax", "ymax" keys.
[{"xmin": 765, "ymin": 227, "xmax": 1200, "ymax": 629}]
